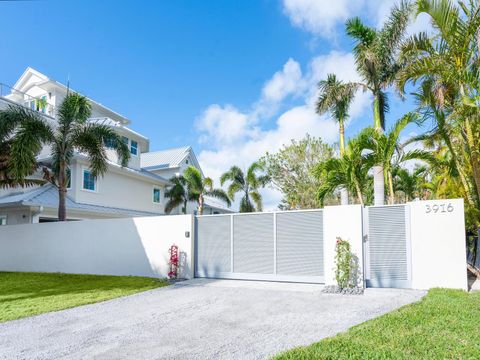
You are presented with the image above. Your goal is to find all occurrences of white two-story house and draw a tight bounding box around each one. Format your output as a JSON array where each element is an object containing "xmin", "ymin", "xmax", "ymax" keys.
[{"xmin": 0, "ymin": 67, "xmax": 231, "ymax": 225}]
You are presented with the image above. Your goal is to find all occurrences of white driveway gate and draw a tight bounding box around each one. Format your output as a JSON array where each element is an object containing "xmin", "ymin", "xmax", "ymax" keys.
[
  {"xmin": 194, "ymin": 210, "xmax": 324, "ymax": 283},
  {"xmin": 364, "ymin": 204, "xmax": 412, "ymax": 288}
]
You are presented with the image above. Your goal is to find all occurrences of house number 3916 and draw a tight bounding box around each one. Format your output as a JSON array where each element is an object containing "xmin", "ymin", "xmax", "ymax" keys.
[{"xmin": 425, "ymin": 203, "xmax": 454, "ymax": 213}]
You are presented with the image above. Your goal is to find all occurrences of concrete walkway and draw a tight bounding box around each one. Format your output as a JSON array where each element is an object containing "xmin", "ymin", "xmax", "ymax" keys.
[{"xmin": 0, "ymin": 279, "xmax": 425, "ymax": 360}]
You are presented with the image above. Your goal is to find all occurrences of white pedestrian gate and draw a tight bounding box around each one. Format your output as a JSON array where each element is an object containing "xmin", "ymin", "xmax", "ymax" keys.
[
  {"xmin": 364, "ymin": 204, "xmax": 412, "ymax": 288},
  {"xmin": 194, "ymin": 210, "xmax": 324, "ymax": 283}
]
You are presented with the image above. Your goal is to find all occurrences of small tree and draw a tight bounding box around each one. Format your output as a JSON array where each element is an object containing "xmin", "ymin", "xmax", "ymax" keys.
[{"xmin": 261, "ymin": 135, "xmax": 334, "ymax": 209}]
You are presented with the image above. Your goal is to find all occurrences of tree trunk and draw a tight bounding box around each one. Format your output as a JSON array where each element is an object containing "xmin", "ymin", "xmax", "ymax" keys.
[
  {"xmin": 373, "ymin": 165, "xmax": 385, "ymax": 206},
  {"xmin": 387, "ymin": 171, "xmax": 395, "ymax": 205},
  {"xmin": 373, "ymin": 94, "xmax": 385, "ymax": 205},
  {"xmin": 339, "ymin": 119, "xmax": 346, "ymax": 157},
  {"xmin": 198, "ymin": 195, "xmax": 204, "ymax": 215},
  {"xmin": 340, "ymin": 188, "xmax": 349, "ymax": 205},
  {"xmin": 58, "ymin": 160, "xmax": 67, "ymax": 221},
  {"xmin": 339, "ymin": 119, "xmax": 349, "ymax": 205},
  {"xmin": 354, "ymin": 180, "xmax": 364, "ymax": 206}
]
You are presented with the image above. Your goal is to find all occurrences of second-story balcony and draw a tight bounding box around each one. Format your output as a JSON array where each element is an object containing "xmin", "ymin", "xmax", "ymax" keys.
[{"xmin": 0, "ymin": 82, "xmax": 55, "ymax": 117}]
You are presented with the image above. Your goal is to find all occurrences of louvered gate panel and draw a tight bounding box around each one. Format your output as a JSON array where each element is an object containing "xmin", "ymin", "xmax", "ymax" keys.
[
  {"xmin": 233, "ymin": 214, "xmax": 274, "ymax": 274},
  {"xmin": 367, "ymin": 205, "xmax": 411, "ymax": 288},
  {"xmin": 195, "ymin": 210, "xmax": 325, "ymax": 283},
  {"xmin": 195, "ymin": 215, "xmax": 231, "ymax": 277},
  {"xmin": 276, "ymin": 211, "xmax": 324, "ymax": 276}
]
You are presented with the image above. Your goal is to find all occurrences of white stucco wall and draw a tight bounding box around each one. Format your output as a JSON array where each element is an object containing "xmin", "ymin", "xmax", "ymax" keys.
[
  {"xmin": 409, "ymin": 199, "xmax": 468, "ymax": 290},
  {"xmin": 323, "ymin": 205, "xmax": 364, "ymax": 286},
  {"xmin": 0, "ymin": 215, "xmax": 194, "ymax": 279},
  {"xmin": 0, "ymin": 208, "xmax": 33, "ymax": 225},
  {"xmin": 72, "ymin": 160, "xmax": 166, "ymax": 213}
]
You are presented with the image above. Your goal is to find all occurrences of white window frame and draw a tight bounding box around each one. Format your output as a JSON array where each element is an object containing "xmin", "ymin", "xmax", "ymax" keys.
[
  {"xmin": 81, "ymin": 168, "xmax": 98, "ymax": 193},
  {"xmin": 152, "ymin": 187, "xmax": 161, "ymax": 204},
  {"xmin": 130, "ymin": 139, "xmax": 138, "ymax": 156},
  {"xmin": 0, "ymin": 215, "xmax": 7, "ymax": 226}
]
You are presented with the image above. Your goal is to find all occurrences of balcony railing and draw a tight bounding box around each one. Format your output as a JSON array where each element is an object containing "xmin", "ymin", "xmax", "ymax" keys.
[{"xmin": 0, "ymin": 82, "xmax": 55, "ymax": 117}]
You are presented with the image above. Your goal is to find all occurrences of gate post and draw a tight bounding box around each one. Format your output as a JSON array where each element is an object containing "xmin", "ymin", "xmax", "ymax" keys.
[{"xmin": 323, "ymin": 205, "xmax": 364, "ymax": 286}]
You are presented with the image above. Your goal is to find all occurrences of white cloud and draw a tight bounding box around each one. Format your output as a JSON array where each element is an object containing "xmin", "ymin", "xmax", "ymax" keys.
[
  {"xmin": 261, "ymin": 58, "xmax": 303, "ymax": 103},
  {"xmin": 282, "ymin": 0, "xmax": 433, "ymax": 39},
  {"xmin": 282, "ymin": 0, "xmax": 354, "ymax": 39},
  {"xmin": 196, "ymin": 52, "xmax": 371, "ymax": 210},
  {"xmin": 195, "ymin": 104, "xmax": 255, "ymax": 147}
]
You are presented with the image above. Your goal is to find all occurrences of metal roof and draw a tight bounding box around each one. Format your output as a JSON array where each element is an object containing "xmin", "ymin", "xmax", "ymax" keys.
[
  {"xmin": 203, "ymin": 196, "xmax": 234, "ymax": 212},
  {"xmin": 141, "ymin": 146, "xmax": 193, "ymax": 170},
  {"xmin": 0, "ymin": 184, "xmax": 162, "ymax": 217}
]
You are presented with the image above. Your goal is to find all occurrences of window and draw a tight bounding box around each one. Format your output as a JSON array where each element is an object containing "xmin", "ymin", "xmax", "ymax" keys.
[
  {"xmin": 122, "ymin": 136, "xmax": 129, "ymax": 145},
  {"xmin": 82, "ymin": 170, "xmax": 96, "ymax": 191},
  {"xmin": 153, "ymin": 188, "xmax": 161, "ymax": 203},
  {"xmin": 130, "ymin": 140, "xmax": 138, "ymax": 156},
  {"xmin": 104, "ymin": 137, "xmax": 115, "ymax": 149},
  {"xmin": 0, "ymin": 216, "xmax": 6, "ymax": 226},
  {"xmin": 26, "ymin": 100, "xmax": 35, "ymax": 110}
]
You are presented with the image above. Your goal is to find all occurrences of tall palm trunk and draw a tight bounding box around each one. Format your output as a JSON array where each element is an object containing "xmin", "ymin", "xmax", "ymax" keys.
[
  {"xmin": 198, "ymin": 195, "xmax": 204, "ymax": 215},
  {"xmin": 373, "ymin": 94, "xmax": 385, "ymax": 205},
  {"xmin": 387, "ymin": 171, "xmax": 395, "ymax": 205},
  {"xmin": 58, "ymin": 160, "xmax": 67, "ymax": 221},
  {"xmin": 339, "ymin": 119, "xmax": 349, "ymax": 205}
]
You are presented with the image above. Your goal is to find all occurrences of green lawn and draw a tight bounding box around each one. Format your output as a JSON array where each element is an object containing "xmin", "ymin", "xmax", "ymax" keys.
[
  {"xmin": 0, "ymin": 272, "xmax": 168, "ymax": 322},
  {"xmin": 275, "ymin": 289, "xmax": 480, "ymax": 359}
]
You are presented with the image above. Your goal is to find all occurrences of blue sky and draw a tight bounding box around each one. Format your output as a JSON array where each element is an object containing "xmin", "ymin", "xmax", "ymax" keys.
[{"xmin": 0, "ymin": 0, "xmax": 429, "ymax": 208}]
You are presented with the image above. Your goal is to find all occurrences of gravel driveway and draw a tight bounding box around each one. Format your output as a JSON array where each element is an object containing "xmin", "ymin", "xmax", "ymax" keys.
[{"xmin": 0, "ymin": 279, "xmax": 425, "ymax": 360}]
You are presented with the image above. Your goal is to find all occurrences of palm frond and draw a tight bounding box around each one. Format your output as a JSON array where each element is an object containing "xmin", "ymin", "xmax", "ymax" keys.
[
  {"xmin": 70, "ymin": 123, "xmax": 109, "ymax": 177},
  {"xmin": 57, "ymin": 93, "xmax": 91, "ymax": 129},
  {"xmin": 8, "ymin": 109, "xmax": 54, "ymax": 179},
  {"xmin": 206, "ymin": 188, "xmax": 231, "ymax": 207}
]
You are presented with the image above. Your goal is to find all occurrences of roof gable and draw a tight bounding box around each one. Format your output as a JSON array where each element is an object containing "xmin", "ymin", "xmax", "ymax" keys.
[
  {"xmin": 141, "ymin": 146, "xmax": 203, "ymax": 176},
  {"xmin": 13, "ymin": 67, "xmax": 49, "ymax": 92}
]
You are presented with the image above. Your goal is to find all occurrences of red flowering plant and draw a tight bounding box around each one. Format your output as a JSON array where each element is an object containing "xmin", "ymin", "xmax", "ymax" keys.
[{"xmin": 168, "ymin": 244, "xmax": 179, "ymax": 280}]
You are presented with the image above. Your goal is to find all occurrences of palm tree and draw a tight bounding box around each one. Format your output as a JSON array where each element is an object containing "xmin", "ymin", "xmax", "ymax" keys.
[
  {"xmin": 362, "ymin": 113, "xmax": 435, "ymax": 204},
  {"xmin": 394, "ymin": 165, "xmax": 428, "ymax": 202},
  {"xmin": 316, "ymin": 74, "xmax": 358, "ymax": 205},
  {"xmin": 346, "ymin": 1, "xmax": 412, "ymax": 204},
  {"xmin": 183, "ymin": 166, "xmax": 231, "ymax": 215},
  {"xmin": 164, "ymin": 175, "xmax": 189, "ymax": 214},
  {"xmin": 315, "ymin": 131, "xmax": 372, "ymax": 206},
  {"xmin": 397, "ymin": 0, "xmax": 480, "ymax": 211},
  {"xmin": 0, "ymin": 93, "xmax": 130, "ymax": 221},
  {"xmin": 220, "ymin": 162, "xmax": 269, "ymax": 212}
]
